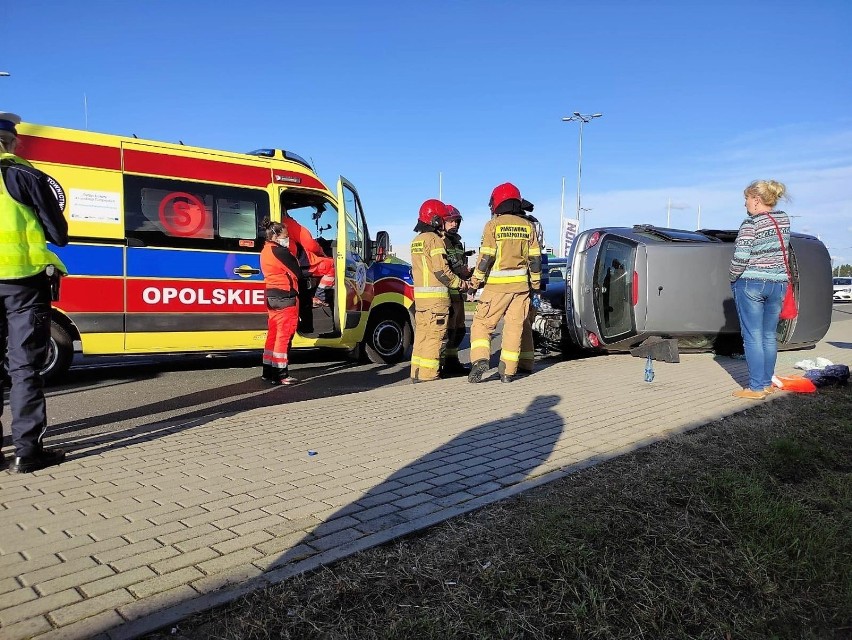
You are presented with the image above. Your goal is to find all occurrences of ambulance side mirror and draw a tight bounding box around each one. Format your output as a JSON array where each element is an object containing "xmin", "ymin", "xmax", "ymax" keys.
[{"xmin": 372, "ymin": 231, "xmax": 390, "ymax": 263}]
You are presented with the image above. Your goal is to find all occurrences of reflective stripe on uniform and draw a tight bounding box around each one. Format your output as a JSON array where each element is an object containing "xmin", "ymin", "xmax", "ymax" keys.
[
  {"xmin": 479, "ymin": 246, "xmax": 496, "ymax": 255},
  {"xmin": 485, "ymin": 275, "xmax": 529, "ymax": 284},
  {"xmin": 501, "ymin": 350, "xmax": 520, "ymax": 362},
  {"xmin": 414, "ymin": 285, "xmax": 449, "ymax": 300},
  {"xmin": 418, "ymin": 357, "xmax": 440, "ymax": 370},
  {"xmin": 471, "ymin": 338, "xmax": 491, "ymax": 350},
  {"xmin": 519, "ymin": 350, "xmax": 535, "ymax": 360},
  {"xmin": 488, "ymin": 268, "xmax": 527, "ymax": 277},
  {"xmin": 429, "ymin": 247, "xmax": 446, "ymax": 257}
]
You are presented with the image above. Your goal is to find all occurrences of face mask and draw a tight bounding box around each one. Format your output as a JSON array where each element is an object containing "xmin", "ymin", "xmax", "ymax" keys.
[{"xmin": 276, "ymin": 238, "xmax": 290, "ymax": 248}]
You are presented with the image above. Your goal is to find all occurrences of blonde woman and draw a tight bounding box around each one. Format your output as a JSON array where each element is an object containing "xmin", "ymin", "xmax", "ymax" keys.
[{"xmin": 729, "ymin": 180, "xmax": 790, "ymax": 399}]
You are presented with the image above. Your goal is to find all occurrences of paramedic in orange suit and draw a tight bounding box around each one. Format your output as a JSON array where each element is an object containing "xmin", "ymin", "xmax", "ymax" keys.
[
  {"xmin": 280, "ymin": 211, "xmax": 335, "ymax": 308},
  {"xmin": 260, "ymin": 219, "xmax": 301, "ymax": 386}
]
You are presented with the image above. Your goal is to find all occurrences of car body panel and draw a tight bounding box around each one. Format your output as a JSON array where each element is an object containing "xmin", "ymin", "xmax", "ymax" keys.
[{"xmin": 538, "ymin": 225, "xmax": 833, "ymax": 354}]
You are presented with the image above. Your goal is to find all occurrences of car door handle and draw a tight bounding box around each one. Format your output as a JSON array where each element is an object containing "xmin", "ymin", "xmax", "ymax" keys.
[{"xmin": 233, "ymin": 267, "xmax": 261, "ymax": 276}]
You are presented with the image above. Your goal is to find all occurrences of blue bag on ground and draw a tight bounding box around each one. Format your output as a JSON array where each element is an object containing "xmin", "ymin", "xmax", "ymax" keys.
[{"xmin": 803, "ymin": 364, "xmax": 849, "ymax": 387}]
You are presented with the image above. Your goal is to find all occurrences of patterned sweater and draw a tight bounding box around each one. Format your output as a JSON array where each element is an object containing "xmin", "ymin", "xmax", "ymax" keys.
[{"xmin": 729, "ymin": 210, "xmax": 790, "ymax": 282}]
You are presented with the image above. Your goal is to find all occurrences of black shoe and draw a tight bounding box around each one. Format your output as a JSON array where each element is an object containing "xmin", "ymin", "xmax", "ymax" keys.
[
  {"xmin": 11, "ymin": 448, "xmax": 66, "ymax": 474},
  {"xmin": 440, "ymin": 362, "xmax": 471, "ymax": 378},
  {"xmin": 516, "ymin": 368, "xmax": 533, "ymax": 377},
  {"xmin": 500, "ymin": 374, "xmax": 515, "ymax": 383},
  {"xmin": 468, "ymin": 360, "xmax": 489, "ymax": 384}
]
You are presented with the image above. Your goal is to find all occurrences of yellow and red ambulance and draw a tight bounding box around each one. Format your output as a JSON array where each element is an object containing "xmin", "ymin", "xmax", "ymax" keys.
[{"xmin": 16, "ymin": 122, "xmax": 414, "ymax": 382}]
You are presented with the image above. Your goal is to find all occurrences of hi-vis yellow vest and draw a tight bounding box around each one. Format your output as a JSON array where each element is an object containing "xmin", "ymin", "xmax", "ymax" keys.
[{"xmin": 0, "ymin": 153, "xmax": 67, "ymax": 279}]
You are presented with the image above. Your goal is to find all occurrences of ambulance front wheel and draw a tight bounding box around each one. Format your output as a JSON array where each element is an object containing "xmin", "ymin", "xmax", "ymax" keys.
[
  {"xmin": 363, "ymin": 310, "xmax": 412, "ymax": 364},
  {"xmin": 42, "ymin": 320, "xmax": 74, "ymax": 384}
]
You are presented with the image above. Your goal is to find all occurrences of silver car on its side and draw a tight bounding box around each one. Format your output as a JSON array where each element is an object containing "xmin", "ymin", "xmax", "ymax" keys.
[{"xmin": 534, "ymin": 225, "xmax": 833, "ymax": 354}]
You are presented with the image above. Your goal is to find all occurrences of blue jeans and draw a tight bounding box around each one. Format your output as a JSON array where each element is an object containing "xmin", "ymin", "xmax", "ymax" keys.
[{"xmin": 732, "ymin": 278, "xmax": 786, "ymax": 391}]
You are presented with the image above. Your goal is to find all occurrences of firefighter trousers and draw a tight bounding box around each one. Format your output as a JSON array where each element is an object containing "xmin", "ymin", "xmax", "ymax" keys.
[
  {"xmin": 263, "ymin": 304, "xmax": 299, "ymax": 373},
  {"xmin": 0, "ymin": 273, "xmax": 52, "ymax": 458},
  {"xmin": 444, "ymin": 292, "xmax": 466, "ymax": 364},
  {"xmin": 469, "ymin": 288, "xmax": 530, "ymax": 376},
  {"xmin": 411, "ymin": 299, "xmax": 450, "ymax": 381}
]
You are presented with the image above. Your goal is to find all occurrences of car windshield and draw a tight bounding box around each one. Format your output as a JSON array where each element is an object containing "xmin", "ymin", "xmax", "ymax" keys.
[{"xmin": 594, "ymin": 239, "xmax": 635, "ymax": 340}]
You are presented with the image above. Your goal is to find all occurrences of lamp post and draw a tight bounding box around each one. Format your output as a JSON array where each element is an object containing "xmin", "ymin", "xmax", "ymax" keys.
[{"xmin": 561, "ymin": 112, "xmax": 602, "ymax": 233}]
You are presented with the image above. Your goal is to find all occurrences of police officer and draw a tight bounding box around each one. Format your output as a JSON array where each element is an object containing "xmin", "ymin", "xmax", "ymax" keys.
[
  {"xmin": 439, "ymin": 204, "xmax": 471, "ymax": 377},
  {"xmin": 410, "ymin": 199, "xmax": 466, "ymax": 383},
  {"xmin": 0, "ymin": 112, "xmax": 69, "ymax": 473},
  {"xmin": 468, "ymin": 183, "xmax": 541, "ymax": 383}
]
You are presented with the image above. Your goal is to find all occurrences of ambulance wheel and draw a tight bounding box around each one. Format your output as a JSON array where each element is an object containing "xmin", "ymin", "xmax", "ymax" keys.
[
  {"xmin": 42, "ymin": 321, "xmax": 74, "ymax": 384},
  {"xmin": 363, "ymin": 310, "xmax": 412, "ymax": 364}
]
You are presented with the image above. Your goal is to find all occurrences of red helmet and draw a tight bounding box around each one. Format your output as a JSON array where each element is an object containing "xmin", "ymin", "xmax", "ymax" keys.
[
  {"xmin": 489, "ymin": 182, "xmax": 534, "ymax": 214},
  {"xmin": 443, "ymin": 204, "xmax": 462, "ymax": 222},
  {"xmin": 418, "ymin": 199, "xmax": 449, "ymax": 228}
]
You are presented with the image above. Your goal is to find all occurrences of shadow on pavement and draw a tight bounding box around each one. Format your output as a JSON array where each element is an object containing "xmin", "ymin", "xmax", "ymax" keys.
[
  {"xmin": 12, "ymin": 360, "xmax": 412, "ymax": 460},
  {"xmin": 265, "ymin": 394, "xmax": 565, "ymax": 577}
]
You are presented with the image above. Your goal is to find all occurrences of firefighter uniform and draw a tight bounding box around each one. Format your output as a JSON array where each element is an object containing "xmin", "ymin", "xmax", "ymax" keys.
[
  {"xmin": 441, "ymin": 208, "xmax": 471, "ymax": 376},
  {"xmin": 469, "ymin": 184, "xmax": 542, "ymax": 383},
  {"xmin": 0, "ymin": 112, "xmax": 69, "ymax": 473},
  {"xmin": 410, "ymin": 200, "xmax": 463, "ymax": 382},
  {"xmin": 260, "ymin": 238, "xmax": 301, "ymax": 385}
]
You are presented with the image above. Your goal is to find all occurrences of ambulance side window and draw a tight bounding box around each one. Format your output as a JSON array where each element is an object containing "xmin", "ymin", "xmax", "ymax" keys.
[
  {"xmin": 341, "ymin": 185, "xmax": 366, "ymax": 261},
  {"xmin": 124, "ymin": 176, "xmax": 269, "ymax": 251}
]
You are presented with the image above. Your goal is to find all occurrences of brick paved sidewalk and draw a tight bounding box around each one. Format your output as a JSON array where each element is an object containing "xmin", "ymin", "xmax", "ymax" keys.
[{"xmin": 0, "ymin": 322, "xmax": 848, "ymax": 640}]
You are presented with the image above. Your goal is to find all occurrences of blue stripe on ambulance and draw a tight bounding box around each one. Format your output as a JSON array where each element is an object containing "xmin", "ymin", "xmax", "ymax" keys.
[
  {"xmin": 49, "ymin": 244, "xmax": 124, "ymax": 277},
  {"xmin": 126, "ymin": 247, "xmax": 263, "ymax": 280}
]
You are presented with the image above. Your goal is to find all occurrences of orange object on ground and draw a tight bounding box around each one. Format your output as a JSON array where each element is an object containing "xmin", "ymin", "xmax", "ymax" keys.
[{"xmin": 771, "ymin": 375, "xmax": 817, "ymax": 393}]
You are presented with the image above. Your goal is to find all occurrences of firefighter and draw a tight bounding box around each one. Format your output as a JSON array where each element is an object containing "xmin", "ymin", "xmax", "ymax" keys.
[
  {"xmin": 410, "ymin": 199, "xmax": 466, "ymax": 383},
  {"xmin": 0, "ymin": 112, "xmax": 69, "ymax": 473},
  {"xmin": 468, "ymin": 183, "xmax": 542, "ymax": 383},
  {"xmin": 259, "ymin": 219, "xmax": 301, "ymax": 385},
  {"xmin": 439, "ymin": 204, "xmax": 472, "ymax": 376}
]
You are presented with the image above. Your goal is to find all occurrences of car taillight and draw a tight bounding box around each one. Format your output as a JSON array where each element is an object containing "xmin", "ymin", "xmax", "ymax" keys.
[
  {"xmin": 586, "ymin": 231, "xmax": 600, "ymax": 249},
  {"xmin": 632, "ymin": 270, "xmax": 639, "ymax": 306},
  {"xmin": 587, "ymin": 331, "xmax": 600, "ymax": 347}
]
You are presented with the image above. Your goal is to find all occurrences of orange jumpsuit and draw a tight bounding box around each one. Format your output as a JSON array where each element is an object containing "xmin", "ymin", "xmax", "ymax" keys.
[{"xmin": 260, "ymin": 241, "xmax": 301, "ymax": 379}]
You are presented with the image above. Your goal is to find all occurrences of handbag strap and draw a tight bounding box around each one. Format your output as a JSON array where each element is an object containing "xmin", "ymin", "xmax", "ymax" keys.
[{"xmin": 766, "ymin": 213, "xmax": 792, "ymax": 281}]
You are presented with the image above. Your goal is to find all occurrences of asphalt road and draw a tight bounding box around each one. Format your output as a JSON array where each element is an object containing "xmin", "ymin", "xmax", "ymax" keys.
[{"xmin": 2, "ymin": 305, "xmax": 851, "ymax": 448}]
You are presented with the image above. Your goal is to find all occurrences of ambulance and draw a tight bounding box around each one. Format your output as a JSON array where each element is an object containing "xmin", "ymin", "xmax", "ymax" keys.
[{"xmin": 16, "ymin": 122, "xmax": 415, "ymax": 382}]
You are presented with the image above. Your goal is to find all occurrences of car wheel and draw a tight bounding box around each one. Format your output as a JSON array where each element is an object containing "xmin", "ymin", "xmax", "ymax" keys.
[
  {"xmin": 363, "ymin": 310, "xmax": 412, "ymax": 364},
  {"xmin": 41, "ymin": 320, "xmax": 74, "ymax": 384}
]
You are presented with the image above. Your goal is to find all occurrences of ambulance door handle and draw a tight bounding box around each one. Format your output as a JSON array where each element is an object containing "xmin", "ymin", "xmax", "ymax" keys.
[{"xmin": 233, "ymin": 267, "xmax": 261, "ymax": 276}]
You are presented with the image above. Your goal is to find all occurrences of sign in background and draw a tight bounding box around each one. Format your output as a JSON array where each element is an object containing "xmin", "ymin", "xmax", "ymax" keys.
[{"xmin": 562, "ymin": 218, "xmax": 580, "ymax": 258}]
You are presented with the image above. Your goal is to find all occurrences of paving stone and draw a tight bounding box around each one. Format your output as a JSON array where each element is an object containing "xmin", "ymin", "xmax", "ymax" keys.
[
  {"xmin": 79, "ymin": 566, "xmax": 158, "ymax": 598},
  {"xmin": 34, "ymin": 564, "xmax": 116, "ymax": 596},
  {"xmin": 47, "ymin": 588, "xmax": 134, "ymax": 627},
  {"xmin": 33, "ymin": 609, "xmax": 123, "ymax": 640},
  {"xmin": 116, "ymin": 584, "xmax": 199, "ymax": 621},
  {"xmin": 129, "ymin": 566, "xmax": 206, "ymax": 599},
  {"xmin": 0, "ymin": 588, "xmax": 82, "ymax": 626},
  {"xmin": 0, "ymin": 615, "xmax": 53, "ymax": 640}
]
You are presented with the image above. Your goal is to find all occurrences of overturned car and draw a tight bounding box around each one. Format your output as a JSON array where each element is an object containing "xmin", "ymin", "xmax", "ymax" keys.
[{"xmin": 534, "ymin": 225, "xmax": 833, "ymax": 355}]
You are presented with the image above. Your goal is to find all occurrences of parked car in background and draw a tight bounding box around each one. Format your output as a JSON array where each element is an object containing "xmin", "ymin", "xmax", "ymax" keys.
[
  {"xmin": 533, "ymin": 224, "xmax": 833, "ymax": 355},
  {"xmin": 833, "ymin": 277, "xmax": 852, "ymax": 302}
]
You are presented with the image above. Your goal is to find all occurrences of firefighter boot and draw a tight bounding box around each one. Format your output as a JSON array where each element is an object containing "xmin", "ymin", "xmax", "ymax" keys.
[
  {"xmin": 441, "ymin": 358, "xmax": 470, "ymax": 378},
  {"xmin": 498, "ymin": 361, "xmax": 515, "ymax": 384},
  {"xmin": 468, "ymin": 359, "xmax": 489, "ymax": 384}
]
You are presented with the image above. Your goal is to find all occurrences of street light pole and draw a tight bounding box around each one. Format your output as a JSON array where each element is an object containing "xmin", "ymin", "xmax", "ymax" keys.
[{"xmin": 562, "ymin": 112, "xmax": 602, "ymax": 233}]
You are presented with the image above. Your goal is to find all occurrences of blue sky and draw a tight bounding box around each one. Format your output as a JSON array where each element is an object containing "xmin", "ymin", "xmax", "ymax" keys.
[{"xmin": 4, "ymin": 0, "xmax": 852, "ymax": 265}]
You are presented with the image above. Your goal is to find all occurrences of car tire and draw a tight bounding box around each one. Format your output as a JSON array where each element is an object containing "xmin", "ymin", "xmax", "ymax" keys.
[
  {"xmin": 362, "ymin": 309, "xmax": 412, "ymax": 365},
  {"xmin": 42, "ymin": 320, "xmax": 74, "ymax": 384}
]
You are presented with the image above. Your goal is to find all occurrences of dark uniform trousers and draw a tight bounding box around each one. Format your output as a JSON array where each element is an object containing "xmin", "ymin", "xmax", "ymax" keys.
[
  {"xmin": 444, "ymin": 291, "xmax": 466, "ymax": 363},
  {"xmin": 518, "ymin": 297, "xmax": 537, "ymax": 373},
  {"xmin": 0, "ymin": 273, "xmax": 51, "ymax": 458}
]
